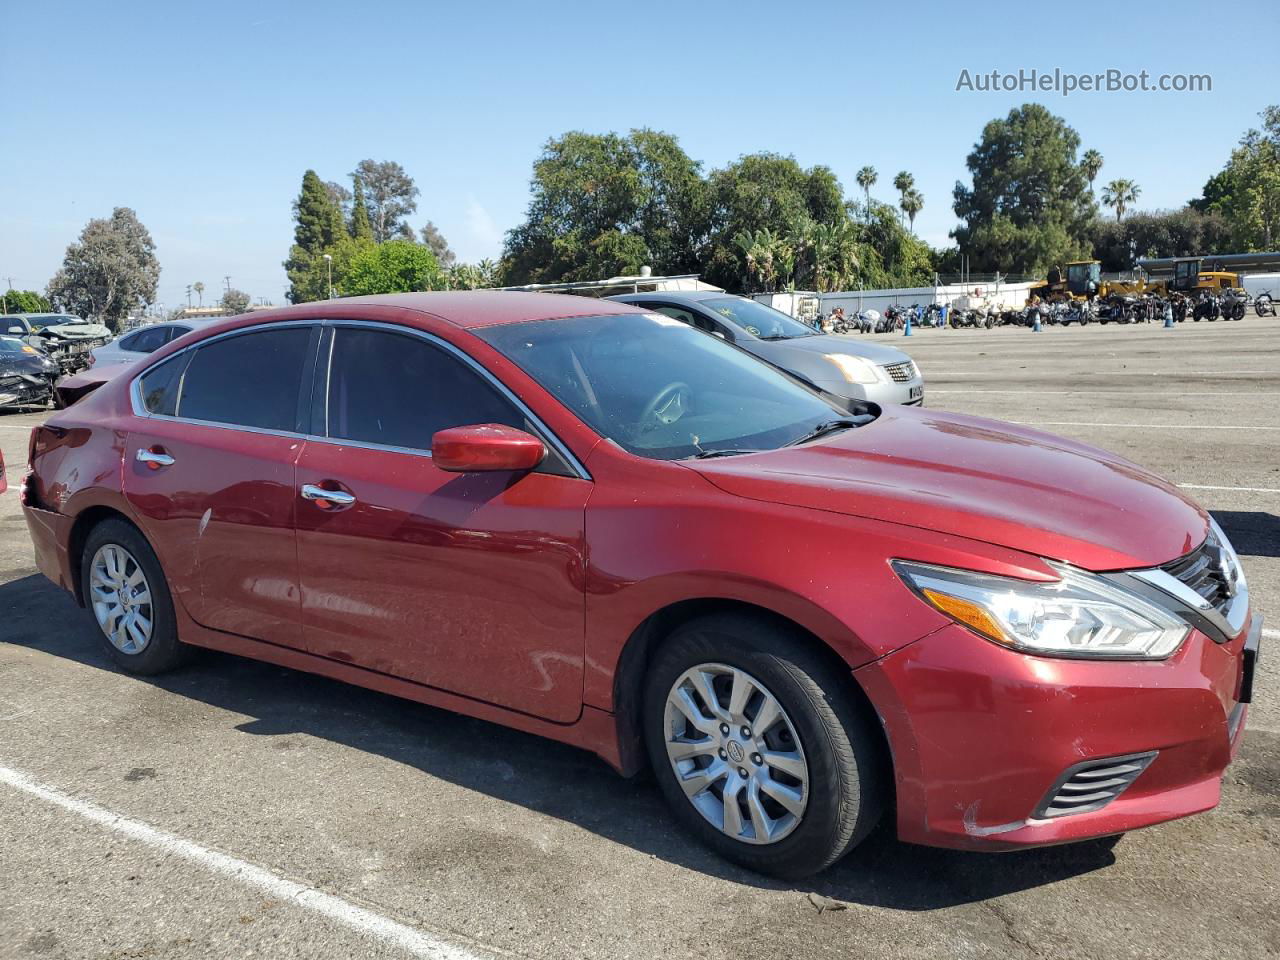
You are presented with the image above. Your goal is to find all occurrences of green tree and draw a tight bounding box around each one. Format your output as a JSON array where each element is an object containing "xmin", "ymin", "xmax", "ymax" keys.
[
  {"xmin": 46, "ymin": 207, "xmax": 160, "ymax": 331},
  {"xmin": 284, "ymin": 169, "xmax": 346, "ymax": 302},
  {"xmin": 220, "ymin": 287, "xmax": 251, "ymax": 315},
  {"xmin": 1, "ymin": 290, "xmax": 52, "ymax": 313},
  {"xmin": 1090, "ymin": 207, "xmax": 1232, "ymax": 271},
  {"xmin": 502, "ymin": 129, "xmax": 708, "ymax": 284},
  {"xmin": 1100, "ymin": 179, "xmax": 1140, "ymax": 221},
  {"xmin": 349, "ymin": 175, "xmax": 374, "ymax": 240},
  {"xmin": 1081, "ymin": 149, "xmax": 1104, "ymax": 193},
  {"xmin": 952, "ymin": 103, "xmax": 1096, "ymax": 275},
  {"xmin": 855, "ymin": 166, "xmax": 877, "ymax": 209},
  {"xmin": 1194, "ymin": 106, "xmax": 1280, "ymax": 249},
  {"xmin": 344, "ymin": 240, "xmax": 444, "ymax": 296},
  {"xmin": 447, "ymin": 259, "xmax": 499, "ymax": 290},
  {"xmin": 420, "ymin": 221, "xmax": 456, "ymax": 268},
  {"xmin": 892, "ymin": 170, "xmax": 914, "ymax": 205},
  {"xmin": 702, "ymin": 153, "xmax": 843, "ymax": 290},
  {"xmin": 352, "ymin": 159, "xmax": 419, "ymax": 242}
]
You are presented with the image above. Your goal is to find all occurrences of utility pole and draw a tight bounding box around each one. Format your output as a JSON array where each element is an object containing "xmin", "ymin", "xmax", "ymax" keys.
[
  {"xmin": 224, "ymin": 276, "xmax": 231, "ymax": 294},
  {"xmin": 1, "ymin": 277, "xmax": 13, "ymax": 315},
  {"xmin": 186, "ymin": 285, "xmax": 192, "ymax": 308}
]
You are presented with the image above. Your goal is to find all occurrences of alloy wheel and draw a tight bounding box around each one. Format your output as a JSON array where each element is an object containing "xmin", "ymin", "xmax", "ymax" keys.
[
  {"xmin": 663, "ymin": 663, "xmax": 809, "ymax": 845},
  {"xmin": 89, "ymin": 543, "xmax": 154, "ymax": 655}
]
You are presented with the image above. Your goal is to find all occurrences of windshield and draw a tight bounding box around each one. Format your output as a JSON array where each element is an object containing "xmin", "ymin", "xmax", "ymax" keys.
[
  {"xmin": 701, "ymin": 298, "xmax": 817, "ymax": 340},
  {"xmin": 0, "ymin": 336, "xmax": 31, "ymax": 353},
  {"xmin": 476, "ymin": 313, "xmax": 847, "ymax": 460}
]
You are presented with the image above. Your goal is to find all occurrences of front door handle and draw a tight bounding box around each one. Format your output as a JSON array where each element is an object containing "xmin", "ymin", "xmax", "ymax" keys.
[
  {"xmin": 301, "ymin": 483, "xmax": 356, "ymax": 507},
  {"xmin": 136, "ymin": 448, "xmax": 175, "ymax": 468}
]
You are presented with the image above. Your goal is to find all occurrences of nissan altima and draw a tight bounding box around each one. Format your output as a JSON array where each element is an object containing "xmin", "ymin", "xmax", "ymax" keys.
[{"xmin": 21, "ymin": 292, "xmax": 1259, "ymax": 878}]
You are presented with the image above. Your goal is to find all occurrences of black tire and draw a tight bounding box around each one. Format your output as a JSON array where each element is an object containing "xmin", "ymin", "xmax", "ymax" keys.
[
  {"xmin": 81, "ymin": 518, "xmax": 189, "ymax": 675},
  {"xmin": 643, "ymin": 612, "xmax": 887, "ymax": 879}
]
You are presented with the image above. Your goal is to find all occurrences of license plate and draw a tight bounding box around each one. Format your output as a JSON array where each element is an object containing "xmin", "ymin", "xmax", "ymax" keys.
[{"xmin": 909, "ymin": 385, "xmax": 923, "ymax": 401}]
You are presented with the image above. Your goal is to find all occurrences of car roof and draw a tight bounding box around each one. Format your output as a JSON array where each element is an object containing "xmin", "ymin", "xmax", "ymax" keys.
[
  {"xmin": 609, "ymin": 291, "xmax": 738, "ymax": 306},
  {"xmin": 314, "ymin": 291, "xmax": 642, "ymax": 329}
]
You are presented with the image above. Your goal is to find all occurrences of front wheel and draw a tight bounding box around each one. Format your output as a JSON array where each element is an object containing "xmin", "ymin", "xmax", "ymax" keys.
[
  {"xmin": 82, "ymin": 518, "xmax": 189, "ymax": 675},
  {"xmin": 643, "ymin": 613, "xmax": 886, "ymax": 878}
]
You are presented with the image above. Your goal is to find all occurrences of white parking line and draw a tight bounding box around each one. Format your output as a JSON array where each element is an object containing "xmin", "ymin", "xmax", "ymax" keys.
[
  {"xmin": 933, "ymin": 390, "xmax": 1280, "ymax": 396},
  {"xmin": 1264, "ymin": 629, "xmax": 1279, "ymax": 641},
  {"xmin": 1013, "ymin": 420, "xmax": 1280, "ymax": 431},
  {"xmin": 0, "ymin": 763, "xmax": 487, "ymax": 960},
  {"xmin": 1182, "ymin": 484, "xmax": 1280, "ymax": 494}
]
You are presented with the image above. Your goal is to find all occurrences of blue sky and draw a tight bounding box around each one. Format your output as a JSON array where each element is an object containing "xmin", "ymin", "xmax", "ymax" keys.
[{"xmin": 2, "ymin": 0, "xmax": 1275, "ymax": 310}]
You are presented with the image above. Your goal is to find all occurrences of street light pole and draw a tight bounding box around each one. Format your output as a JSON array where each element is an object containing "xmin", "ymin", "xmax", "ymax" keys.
[{"xmin": 323, "ymin": 254, "xmax": 334, "ymax": 300}]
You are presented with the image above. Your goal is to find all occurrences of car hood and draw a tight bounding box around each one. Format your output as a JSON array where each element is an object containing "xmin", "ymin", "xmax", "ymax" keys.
[
  {"xmin": 689, "ymin": 405, "xmax": 1206, "ymax": 571},
  {"xmin": 40, "ymin": 321, "xmax": 112, "ymax": 340},
  {"xmin": 750, "ymin": 334, "xmax": 911, "ymax": 366},
  {"xmin": 0, "ymin": 352, "xmax": 58, "ymax": 376}
]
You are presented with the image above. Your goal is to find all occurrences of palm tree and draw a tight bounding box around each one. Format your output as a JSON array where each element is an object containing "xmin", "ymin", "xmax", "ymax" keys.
[
  {"xmin": 193, "ymin": 281, "xmax": 205, "ymax": 307},
  {"xmin": 1081, "ymin": 149, "xmax": 1104, "ymax": 194},
  {"xmin": 1100, "ymin": 179, "xmax": 1140, "ymax": 221},
  {"xmin": 900, "ymin": 189, "xmax": 924, "ymax": 233},
  {"xmin": 855, "ymin": 166, "xmax": 877, "ymax": 212},
  {"xmin": 893, "ymin": 171, "xmax": 914, "ymax": 199}
]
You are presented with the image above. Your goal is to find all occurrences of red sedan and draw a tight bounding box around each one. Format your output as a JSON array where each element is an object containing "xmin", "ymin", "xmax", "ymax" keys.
[{"xmin": 20, "ymin": 292, "xmax": 1260, "ymax": 878}]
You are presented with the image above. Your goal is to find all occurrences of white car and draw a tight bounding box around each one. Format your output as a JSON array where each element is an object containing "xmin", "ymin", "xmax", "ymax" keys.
[{"xmin": 90, "ymin": 319, "xmax": 218, "ymax": 369}]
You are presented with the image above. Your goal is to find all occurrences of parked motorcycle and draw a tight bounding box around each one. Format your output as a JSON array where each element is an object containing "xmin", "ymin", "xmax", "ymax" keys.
[{"xmin": 1256, "ymin": 291, "xmax": 1276, "ymax": 317}]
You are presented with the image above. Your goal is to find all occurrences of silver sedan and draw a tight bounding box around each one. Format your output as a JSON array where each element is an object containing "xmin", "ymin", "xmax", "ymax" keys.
[{"xmin": 609, "ymin": 292, "xmax": 924, "ymax": 406}]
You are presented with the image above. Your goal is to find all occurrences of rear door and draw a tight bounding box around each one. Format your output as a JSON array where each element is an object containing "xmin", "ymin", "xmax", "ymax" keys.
[
  {"xmin": 124, "ymin": 323, "xmax": 318, "ymax": 648},
  {"xmin": 293, "ymin": 323, "xmax": 591, "ymax": 722}
]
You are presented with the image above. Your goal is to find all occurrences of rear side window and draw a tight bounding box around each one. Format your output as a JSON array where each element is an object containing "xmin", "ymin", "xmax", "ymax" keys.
[
  {"xmin": 324, "ymin": 327, "xmax": 523, "ymax": 450},
  {"xmin": 138, "ymin": 354, "xmax": 190, "ymax": 416},
  {"xmin": 177, "ymin": 327, "xmax": 311, "ymax": 431},
  {"xmin": 123, "ymin": 326, "xmax": 171, "ymax": 353}
]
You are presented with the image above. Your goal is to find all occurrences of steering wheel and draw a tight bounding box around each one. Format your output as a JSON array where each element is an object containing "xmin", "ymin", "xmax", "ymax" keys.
[{"xmin": 639, "ymin": 381, "xmax": 691, "ymax": 431}]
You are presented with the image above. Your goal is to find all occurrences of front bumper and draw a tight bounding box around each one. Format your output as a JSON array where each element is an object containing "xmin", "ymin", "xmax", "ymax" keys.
[
  {"xmin": 818, "ymin": 377, "xmax": 925, "ymax": 407},
  {"xmin": 856, "ymin": 612, "xmax": 1258, "ymax": 850},
  {"xmin": 0, "ymin": 374, "xmax": 53, "ymax": 407}
]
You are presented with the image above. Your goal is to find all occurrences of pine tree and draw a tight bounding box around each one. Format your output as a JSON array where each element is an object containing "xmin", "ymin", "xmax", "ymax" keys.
[
  {"xmin": 293, "ymin": 170, "xmax": 344, "ymax": 254},
  {"xmin": 350, "ymin": 175, "xmax": 374, "ymax": 240},
  {"xmin": 285, "ymin": 170, "xmax": 347, "ymax": 302}
]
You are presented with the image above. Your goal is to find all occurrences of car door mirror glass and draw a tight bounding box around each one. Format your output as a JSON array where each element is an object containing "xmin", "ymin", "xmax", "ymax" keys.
[
  {"xmin": 7, "ymin": 325, "xmax": 23, "ymax": 334},
  {"xmin": 432, "ymin": 424, "xmax": 546, "ymax": 473}
]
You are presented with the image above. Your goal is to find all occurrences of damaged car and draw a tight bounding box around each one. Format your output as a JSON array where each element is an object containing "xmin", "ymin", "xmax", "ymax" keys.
[{"xmin": 0, "ymin": 335, "xmax": 59, "ymax": 408}]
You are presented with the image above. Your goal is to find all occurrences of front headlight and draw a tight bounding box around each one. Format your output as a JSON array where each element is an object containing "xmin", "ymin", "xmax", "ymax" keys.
[
  {"xmin": 823, "ymin": 353, "xmax": 882, "ymax": 385},
  {"xmin": 893, "ymin": 560, "xmax": 1189, "ymax": 659}
]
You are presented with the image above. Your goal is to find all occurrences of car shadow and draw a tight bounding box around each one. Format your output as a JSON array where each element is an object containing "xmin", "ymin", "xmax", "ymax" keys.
[
  {"xmin": 1211, "ymin": 510, "xmax": 1280, "ymax": 560},
  {"xmin": 0, "ymin": 571, "xmax": 1121, "ymax": 910}
]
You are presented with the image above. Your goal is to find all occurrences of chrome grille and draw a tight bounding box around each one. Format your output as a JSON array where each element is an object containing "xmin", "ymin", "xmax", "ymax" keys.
[
  {"xmin": 883, "ymin": 360, "xmax": 915, "ymax": 383},
  {"xmin": 1036, "ymin": 752, "xmax": 1156, "ymax": 818},
  {"xmin": 1162, "ymin": 531, "xmax": 1233, "ymax": 616}
]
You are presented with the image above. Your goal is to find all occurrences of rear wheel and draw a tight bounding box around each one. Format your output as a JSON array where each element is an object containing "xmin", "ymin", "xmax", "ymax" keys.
[
  {"xmin": 643, "ymin": 613, "xmax": 886, "ymax": 878},
  {"xmin": 82, "ymin": 519, "xmax": 188, "ymax": 675}
]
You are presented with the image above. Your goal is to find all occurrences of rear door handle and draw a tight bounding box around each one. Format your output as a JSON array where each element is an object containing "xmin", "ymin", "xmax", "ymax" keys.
[
  {"xmin": 301, "ymin": 483, "xmax": 356, "ymax": 506},
  {"xmin": 136, "ymin": 448, "xmax": 175, "ymax": 468}
]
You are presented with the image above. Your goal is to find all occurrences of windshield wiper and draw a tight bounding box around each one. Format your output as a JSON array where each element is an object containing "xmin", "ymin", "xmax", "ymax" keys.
[
  {"xmin": 786, "ymin": 419, "xmax": 858, "ymax": 447},
  {"xmin": 685, "ymin": 448, "xmax": 763, "ymax": 460}
]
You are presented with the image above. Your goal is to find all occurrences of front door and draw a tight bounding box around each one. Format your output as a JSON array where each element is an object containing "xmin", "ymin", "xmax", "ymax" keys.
[
  {"xmin": 124, "ymin": 325, "xmax": 316, "ymax": 648},
  {"xmin": 293, "ymin": 324, "xmax": 590, "ymax": 723}
]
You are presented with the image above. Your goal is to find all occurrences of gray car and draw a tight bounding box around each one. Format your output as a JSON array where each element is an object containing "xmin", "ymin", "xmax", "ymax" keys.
[{"xmin": 609, "ymin": 291, "xmax": 924, "ymax": 406}]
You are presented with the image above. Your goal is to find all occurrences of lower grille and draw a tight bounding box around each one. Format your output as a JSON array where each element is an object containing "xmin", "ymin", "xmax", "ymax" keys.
[
  {"xmin": 883, "ymin": 360, "xmax": 915, "ymax": 383},
  {"xmin": 1035, "ymin": 751, "xmax": 1156, "ymax": 818}
]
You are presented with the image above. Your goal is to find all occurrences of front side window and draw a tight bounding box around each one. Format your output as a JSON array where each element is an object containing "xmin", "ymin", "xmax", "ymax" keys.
[
  {"xmin": 477, "ymin": 313, "xmax": 847, "ymax": 460},
  {"xmin": 123, "ymin": 327, "xmax": 171, "ymax": 353},
  {"xmin": 177, "ymin": 327, "xmax": 311, "ymax": 431},
  {"xmin": 323, "ymin": 327, "xmax": 523, "ymax": 450}
]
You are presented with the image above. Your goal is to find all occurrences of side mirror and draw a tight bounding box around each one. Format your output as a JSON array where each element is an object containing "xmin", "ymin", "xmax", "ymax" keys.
[
  {"xmin": 7, "ymin": 325, "xmax": 23, "ymax": 334},
  {"xmin": 432, "ymin": 424, "xmax": 546, "ymax": 473}
]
